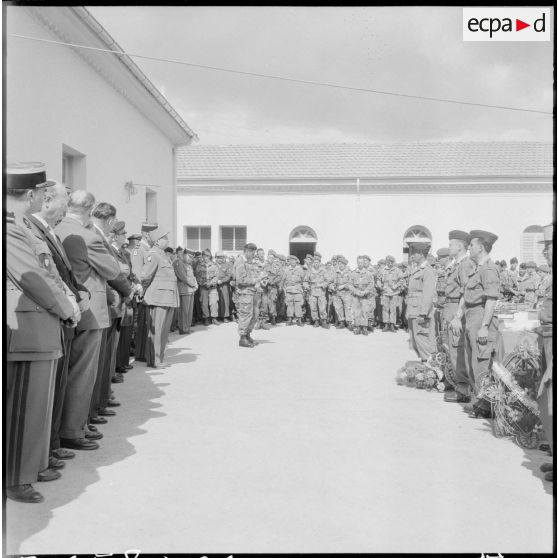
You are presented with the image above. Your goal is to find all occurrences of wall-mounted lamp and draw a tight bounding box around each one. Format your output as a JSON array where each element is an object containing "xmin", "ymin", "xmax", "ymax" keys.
[{"xmin": 124, "ymin": 180, "xmax": 138, "ymax": 202}]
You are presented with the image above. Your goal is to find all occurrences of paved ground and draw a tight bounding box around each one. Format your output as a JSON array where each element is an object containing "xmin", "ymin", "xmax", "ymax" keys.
[{"xmin": 6, "ymin": 321, "xmax": 554, "ymax": 555}]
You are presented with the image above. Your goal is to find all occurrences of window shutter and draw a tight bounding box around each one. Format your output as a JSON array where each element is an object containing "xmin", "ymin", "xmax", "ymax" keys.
[
  {"xmin": 235, "ymin": 226, "xmax": 247, "ymax": 250},
  {"xmin": 222, "ymin": 227, "xmax": 234, "ymax": 250}
]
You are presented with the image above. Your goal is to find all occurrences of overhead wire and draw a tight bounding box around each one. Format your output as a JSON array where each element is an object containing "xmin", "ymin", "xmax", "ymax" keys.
[{"xmin": 7, "ymin": 33, "xmax": 553, "ymax": 116}]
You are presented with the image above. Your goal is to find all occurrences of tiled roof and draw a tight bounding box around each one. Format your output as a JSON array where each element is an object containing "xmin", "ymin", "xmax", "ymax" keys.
[{"xmin": 176, "ymin": 141, "xmax": 553, "ymax": 181}]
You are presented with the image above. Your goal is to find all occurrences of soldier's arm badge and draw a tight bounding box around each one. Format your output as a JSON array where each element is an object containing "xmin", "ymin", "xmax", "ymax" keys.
[{"xmin": 147, "ymin": 256, "xmax": 152, "ymax": 262}]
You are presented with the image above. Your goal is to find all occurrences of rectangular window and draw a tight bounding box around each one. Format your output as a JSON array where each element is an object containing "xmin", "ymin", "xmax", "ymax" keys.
[
  {"xmin": 62, "ymin": 144, "xmax": 86, "ymax": 190},
  {"xmin": 146, "ymin": 188, "xmax": 158, "ymax": 223},
  {"xmin": 221, "ymin": 226, "xmax": 247, "ymax": 251},
  {"xmin": 185, "ymin": 226, "xmax": 211, "ymax": 251}
]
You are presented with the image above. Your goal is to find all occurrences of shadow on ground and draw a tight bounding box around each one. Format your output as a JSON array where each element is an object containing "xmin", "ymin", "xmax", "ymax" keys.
[{"xmin": 5, "ymin": 368, "xmax": 167, "ymax": 554}]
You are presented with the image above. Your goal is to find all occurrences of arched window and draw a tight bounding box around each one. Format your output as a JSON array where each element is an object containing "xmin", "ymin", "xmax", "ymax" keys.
[
  {"xmin": 402, "ymin": 225, "xmax": 432, "ymax": 245},
  {"xmin": 520, "ymin": 225, "xmax": 546, "ymax": 265},
  {"xmin": 289, "ymin": 225, "xmax": 318, "ymax": 243}
]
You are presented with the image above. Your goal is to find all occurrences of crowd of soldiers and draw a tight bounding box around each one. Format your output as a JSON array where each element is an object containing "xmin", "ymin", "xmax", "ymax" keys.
[{"xmin": 5, "ymin": 162, "xmax": 554, "ymax": 505}]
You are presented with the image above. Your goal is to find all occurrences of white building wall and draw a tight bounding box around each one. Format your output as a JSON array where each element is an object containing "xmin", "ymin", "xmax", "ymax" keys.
[
  {"xmin": 6, "ymin": 7, "xmax": 176, "ymax": 241},
  {"xmin": 177, "ymin": 191, "xmax": 553, "ymax": 263}
]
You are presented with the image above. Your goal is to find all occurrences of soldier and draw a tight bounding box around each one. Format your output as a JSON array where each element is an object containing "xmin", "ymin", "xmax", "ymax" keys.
[
  {"xmin": 516, "ymin": 262, "xmax": 539, "ymax": 307},
  {"xmin": 324, "ymin": 259, "xmax": 338, "ymax": 324},
  {"xmin": 442, "ymin": 231, "xmax": 475, "ymax": 403},
  {"xmin": 361, "ymin": 255, "xmax": 376, "ymax": 332},
  {"xmin": 266, "ymin": 256, "xmax": 283, "ymax": 326},
  {"xmin": 254, "ymin": 248, "xmax": 271, "ymax": 330},
  {"xmin": 375, "ymin": 258, "xmax": 386, "ymax": 328},
  {"xmin": 195, "ymin": 248, "xmax": 220, "ymax": 326},
  {"xmin": 379, "ymin": 255, "xmax": 402, "ymax": 332},
  {"xmin": 302, "ymin": 254, "xmax": 314, "ymax": 323},
  {"xmin": 536, "ymin": 224, "xmax": 553, "ymax": 482},
  {"xmin": 275, "ymin": 254, "xmax": 288, "ymax": 322},
  {"xmin": 140, "ymin": 229, "xmax": 179, "ymax": 368},
  {"xmin": 303, "ymin": 252, "xmax": 329, "ymax": 328},
  {"xmin": 509, "ymin": 256, "xmax": 519, "ymax": 281},
  {"xmin": 215, "ymin": 251, "xmax": 233, "ymax": 322},
  {"xmin": 234, "ymin": 243, "xmax": 260, "ymax": 347},
  {"xmin": 350, "ymin": 256, "xmax": 376, "ymax": 335},
  {"xmin": 406, "ymin": 242, "xmax": 437, "ymax": 362},
  {"xmin": 536, "ymin": 263, "xmax": 552, "ymax": 307},
  {"xmin": 282, "ymin": 255, "xmax": 305, "ymax": 326},
  {"xmin": 499, "ymin": 259, "xmax": 517, "ymax": 301},
  {"xmin": 131, "ymin": 223, "xmax": 158, "ymax": 362},
  {"xmin": 397, "ymin": 261, "xmax": 409, "ymax": 331},
  {"xmin": 434, "ymin": 247, "xmax": 450, "ymax": 339},
  {"xmin": 173, "ymin": 249, "xmax": 198, "ymax": 334},
  {"xmin": 334, "ymin": 256, "xmax": 354, "ymax": 330},
  {"xmin": 451, "ymin": 230, "xmax": 500, "ymax": 419}
]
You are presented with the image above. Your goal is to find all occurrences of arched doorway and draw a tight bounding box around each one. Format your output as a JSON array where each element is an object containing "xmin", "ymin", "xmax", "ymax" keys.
[
  {"xmin": 402, "ymin": 225, "xmax": 432, "ymax": 255},
  {"xmin": 289, "ymin": 226, "xmax": 317, "ymax": 263}
]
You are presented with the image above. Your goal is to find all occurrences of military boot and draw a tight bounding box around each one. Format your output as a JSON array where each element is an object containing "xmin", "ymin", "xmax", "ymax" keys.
[
  {"xmin": 362, "ymin": 326, "xmax": 369, "ymax": 336},
  {"xmin": 239, "ymin": 335, "xmax": 253, "ymax": 348},
  {"xmin": 336, "ymin": 321, "xmax": 346, "ymax": 329},
  {"xmin": 313, "ymin": 320, "xmax": 320, "ymax": 328},
  {"xmin": 353, "ymin": 326, "xmax": 361, "ymax": 335},
  {"xmin": 246, "ymin": 333, "xmax": 257, "ymax": 346},
  {"xmin": 390, "ymin": 324, "xmax": 397, "ymax": 332},
  {"xmin": 286, "ymin": 317, "xmax": 294, "ymax": 326},
  {"xmin": 296, "ymin": 318, "xmax": 304, "ymax": 327},
  {"xmin": 270, "ymin": 316, "xmax": 277, "ymax": 326},
  {"xmin": 347, "ymin": 323, "xmax": 354, "ymax": 331},
  {"xmin": 320, "ymin": 319, "xmax": 330, "ymax": 329},
  {"xmin": 368, "ymin": 324, "xmax": 375, "ymax": 333},
  {"xmin": 260, "ymin": 321, "xmax": 272, "ymax": 330},
  {"xmin": 382, "ymin": 325, "xmax": 390, "ymax": 332},
  {"xmin": 254, "ymin": 320, "xmax": 262, "ymax": 330}
]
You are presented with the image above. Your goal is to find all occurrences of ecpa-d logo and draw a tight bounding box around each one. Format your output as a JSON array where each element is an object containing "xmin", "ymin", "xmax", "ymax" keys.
[{"xmin": 463, "ymin": 8, "xmax": 551, "ymax": 41}]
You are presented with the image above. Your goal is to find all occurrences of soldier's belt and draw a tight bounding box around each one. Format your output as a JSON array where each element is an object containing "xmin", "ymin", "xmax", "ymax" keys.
[
  {"xmin": 446, "ymin": 297, "xmax": 460, "ymax": 302},
  {"xmin": 464, "ymin": 302, "xmax": 483, "ymax": 308}
]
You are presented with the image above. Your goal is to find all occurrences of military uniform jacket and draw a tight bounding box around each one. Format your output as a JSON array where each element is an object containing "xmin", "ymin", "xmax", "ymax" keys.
[
  {"xmin": 380, "ymin": 266, "xmax": 401, "ymax": 296},
  {"xmin": 131, "ymin": 239, "xmax": 151, "ymax": 278},
  {"xmin": 350, "ymin": 267, "xmax": 376, "ymax": 297},
  {"xmin": 335, "ymin": 268, "xmax": 353, "ymax": 292},
  {"xmin": 195, "ymin": 260, "xmax": 219, "ymax": 289},
  {"xmin": 406, "ymin": 261, "xmax": 437, "ymax": 319},
  {"xmin": 113, "ymin": 243, "xmax": 136, "ymax": 326},
  {"xmin": 6, "ymin": 215, "xmax": 75, "ymax": 361},
  {"xmin": 462, "ymin": 258, "xmax": 500, "ymax": 307},
  {"xmin": 55, "ymin": 215, "xmax": 121, "ymax": 331},
  {"xmin": 266, "ymin": 264, "xmax": 283, "ymax": 289},
  {"xmin": 324, "ymin": 268, "xmax": 337, "ymax": 292},
  {"xmin": 444, "ymin": 255, "xmax": 473, "ymax": 302},
  {"xmin": 216, "ymin": 261, "xmax": 233, "ymax": 284},
  {"xmin": 281, "ymin": 265, "xmax": 305, "ymax": 294},
  {"xmin": 304, "ymin": 266, "xmax": 328, "ymax": 296},
  {"xmin": 174, "ymin": 259, "xmax": 198, "ymax": 295},
  {"xmin": 235, "ymin": 255, "xmax": 259, "ymax": 295},
  {"xmin": 539, "ymin": 275, "xmax": 553, "ymax": 325},
  {"xmin": 140, "ymin": 247, "xmax": 179, "ymax": 307},
  {"xmin": 516, "ymin": 273, "xmax": 540, "ymax": 303}
]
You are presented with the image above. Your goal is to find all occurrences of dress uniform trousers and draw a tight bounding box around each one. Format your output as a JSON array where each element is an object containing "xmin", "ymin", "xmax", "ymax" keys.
[
  {"xmin": 50, "ymin": 328, "xmax": 73, "ymax": 451},
  {"xmin": 285, "ymin": 292, "xmax": 304, "ymax": 318},
  {"xmin": 61, "ymin": 328, "xmax": 103, "ymax": 440},
  {"xmin": 537, "ymin": 325, "xmax": 553, "ymax": 454},
  {"xmin": 408, "ymin": 317, "xmax": 436, "ymax": 360},
  {"xmin": 90, "ymin": 326, "xmax": 109, "ymax": 418},
  {"xmin": 443, "ymin": 301, "xmax": 470, "ymax": 396},
  {"xmin": 102, "ymin": 321, "xmax": 121, "ymax": 408},
  {"xmin": 381, "ymin": 295, "xmax": 398, "ymax": 324},
  {"xmin": 145, "ymin": 306, "xmax": 175, "ymax": 366},
  {"xmin": 464, "ymin": 305, "xmax": 495, "ymax": 412},
  {"xmin": 217, "ymin": 283, "xmax": 231, "ymax": 318},
  {"xmin": 200, "ymin": 286, "xmax": 219, "ymax": 319},
  {"xmin": 352, "ymin": 295, "xmax": 372, "ymax": 327},
  {"xmin": 116, "ymin": 324, "xmax": 133, "ymax": 370},
  {"xmin": 135, "ymin": 303, "xmax": 148, "ymax": 361},
  {"xmin": 178, "ymin": 294, "xmax": 195, "ymax": 333},
  {"xmin": 309, "ymin": 292, "xmax": 327, "ymax": 321},
  {"xmin": 6, "ymin": 360, "xmax": 57, "ymax": 486},
  {"xmin": 237, "ymin": 292, "xmax": 258, "ymax": 334}
]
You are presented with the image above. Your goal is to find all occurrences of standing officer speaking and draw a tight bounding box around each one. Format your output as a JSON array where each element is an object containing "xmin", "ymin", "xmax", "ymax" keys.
[{"xmin": 234, "ymin": 243, "xmax": 260, "ymax": 347}]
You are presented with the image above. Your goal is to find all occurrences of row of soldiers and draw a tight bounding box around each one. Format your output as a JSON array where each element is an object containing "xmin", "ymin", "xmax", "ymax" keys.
[{"xmin": 5, "ymin": 162, "xmax": 185, "ymax": 504}]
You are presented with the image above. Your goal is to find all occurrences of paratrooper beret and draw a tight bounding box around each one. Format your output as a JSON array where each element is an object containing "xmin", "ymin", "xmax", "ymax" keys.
[
  {"xmin": 244, "ymin": 243, "xmax": 257, "ymax": 251},
  {"xmin": 525, "ymin": 261, "xmax": 537, "ymax": 269},
  {"xmin": 385, "ymin": 255, "xmax": 395, "ymax": 263},
  {"xmin": 288, "ymin": 254, "xmax": 300, "ymax": 263}
]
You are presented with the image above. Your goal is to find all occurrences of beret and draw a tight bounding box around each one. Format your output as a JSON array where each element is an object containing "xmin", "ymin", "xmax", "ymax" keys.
[
  {"xmin": 385, "ymin": 255, "xmax": 395, "ymax": 262},
  {"xmin": 313, "ymin": 252, "xmax": 322, "ymax": 259},
  {"xmin": 305, "ymin": 254, "xmax": 314, "ymax": 260},
  {"xmin": 538, "ymin": 264, "xmax": 550, "ymax": 272},
  {"xmin": 175, "ymin": 246, "xmax": 183, "ymax": 252},
  {"xmin": 448, "ymin": 230, "xmax": 471, "ymax": 244},
  {"xmin": 400, "ymin": 261, "xmax": 408, "ymax": 267},
  {"xmin": 141, "ymin": 222, "xmax": 158, "ymax": 233},
  {"xmin": 362, "ymin": 254, "xmax": 371, "ymax": 261},
  {"xmin": 202, "ymin": 248, "xmax": 212, "ymax": 256},
  {"xmin": 510, "ymin": 257, "xmax": 518, "ymax": 264},
  {"xmin": 111, "ymin": 220, "xmax": 126, "ymax": 235},
  {"xmin": 526, "ymin": 261, "xmax": 537, "ymax": 269},
  {"xmin": 469, "ymin": 230, "xmax": 498, "ymax": 246},
  {"xmin": 378, "ymin": 259, "xmax": 386, "ymax": 265},
  {"xmin": 6, "ymin": 161, "xmax": 55, "ymax": 190},
  {"xmin": 288, "ymin": 254, "xmax": 300, "ymax": 263},
  {"xmin": 164, "ymin": 247, "xmax": 174, "ymax": 254},
  {"xmin": 276, "ymin": 254, "xmax": 287, "ymax": 262},
  {"xmin": 337, "ymin": 256, "xmax": 348, "ymax": 265},
  {"xmin": 215, "ymin": 251, "xmax": 225, "ymax": 257},
  {"xmin": 268, "ymin": 249, "xmax": 276, "ymax": 255},
  {"xmin": 127, "ymin": 233, "xmax": 142, "ymax": 241},
  {"xmin": 244, "ymin": 242, "xmax": 257, "ymax": 251},
  {"xmin": 436, "ymin": 247, "xmax": 450, "ymax": 258},
  {"xmin": 194, "ymin": 251, "xmax": 202, "ymax": 257}
]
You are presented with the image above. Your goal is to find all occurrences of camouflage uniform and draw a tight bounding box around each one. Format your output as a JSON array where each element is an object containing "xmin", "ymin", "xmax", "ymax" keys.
[
  {"xmin": 350, "ymin": 264, "xmax": 376, "ymax": 330},
  {"xmin": 282, "ymin": 261, "xmax": 305, "ymax": 320},
  {"xmin": 380, "ymin": 264, "xmax": 403, "ymax": 326}
]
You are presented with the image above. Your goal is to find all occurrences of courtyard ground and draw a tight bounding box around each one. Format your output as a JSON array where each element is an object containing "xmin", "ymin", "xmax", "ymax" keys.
[{"xmin": 6, "ymin": 322, "xmax": 554, "ymax": 554}]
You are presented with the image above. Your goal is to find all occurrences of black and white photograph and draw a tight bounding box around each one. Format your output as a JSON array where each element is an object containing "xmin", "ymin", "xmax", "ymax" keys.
[{"xmin": 4, "ymin": 4, "xmax": 555, "ymax": 556}]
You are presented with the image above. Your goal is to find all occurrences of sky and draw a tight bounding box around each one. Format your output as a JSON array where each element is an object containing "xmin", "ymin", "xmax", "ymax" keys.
[{"xmin": 87, "ymin": 6, "xmax": 554, "ymax": 146}]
